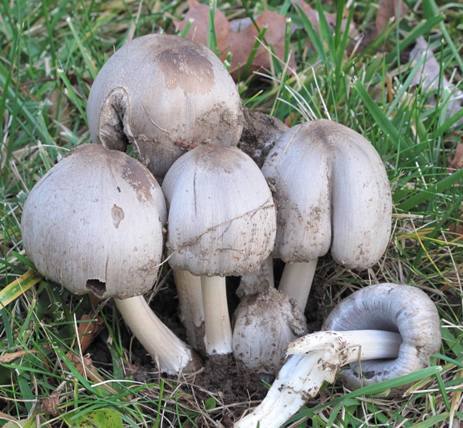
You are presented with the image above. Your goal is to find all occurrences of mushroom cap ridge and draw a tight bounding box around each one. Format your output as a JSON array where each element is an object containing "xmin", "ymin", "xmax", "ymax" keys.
[
  {"xmin": 162, "ymin": 145, "xmax": 276, "ymax": 276},
  {"xmin": 262, "ymin": 119, "xmax": 392, "ymax": 269},
  {"xmin": 21, "ymin": 144, "xmax": 166, "ymax": 299},
  {"xmin": 87, "ymin": 34, "xmax": 243, "ymax": 178},
  {"xmin": 322, "ymin": 283, "xmax": 441, "ymax": 388}
]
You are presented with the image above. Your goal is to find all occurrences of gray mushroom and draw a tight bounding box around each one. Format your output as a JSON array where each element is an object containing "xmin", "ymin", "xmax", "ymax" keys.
[
  {"xmin": 21, "ymin": 144, "xmax": 198, "ymax": 375},
  {"xmin": 233, "ymin": 286, "xmax": 307, "ymax": 374},
  {"xmin": 322, "ymin": 282, "xmax": 442, "ymax": 388},
  {"xmin": 232, "ymin": 258, "xmax": 307, "ymax": 373},
  {"xmin": 162, "ymin": 145, "xmax": 276, "ymax": 355},
  {"xmin": 262, "ymin": 120, "xmax": 392, "ymax": 311},
  {"xmin": 235, "ymin": 283, "xmax": 441, "ymax": 428},
  {"xmin": 87, "ymin": 34, "xmax": 243, "ymax": 179}
]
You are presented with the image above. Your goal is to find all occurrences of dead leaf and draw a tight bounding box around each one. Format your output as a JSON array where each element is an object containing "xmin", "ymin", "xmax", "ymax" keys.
[
  {"xmin": 449, "ymin": 144, "xmax": 463, "ymax": 171},
  {"xmin": 409, "ymin": 37, "xmax": 463, "ymax": 128},
  {"xmin": 376, "ymin": 0, "xmax": 409, "ymax": 34},
  {"xmin": 41, "ymin": 391, "xmax": 61, "ymax": 416},
  {"xmin": 0, "ymin": 350, "xmax": 32, "ymax": 363},
  {"xmin": 176, "ymin": 0, "xmax": 229, "ymax": 50},
  {"xmin": 449, "ymin": 222, "xmax": 463, "ymax": 237},
  {"xmin": 76, "ymin": 314, "xmax": 104, "ymax": 353},
  {"xmin": 227, "ymin": 11, "xmax": 295, "ymax": 77}
]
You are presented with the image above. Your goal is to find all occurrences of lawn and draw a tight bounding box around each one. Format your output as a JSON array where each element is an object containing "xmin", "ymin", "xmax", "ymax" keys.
[{"xmin": 1, "ymin": 0, "xmax": 462, "ymax": 427}]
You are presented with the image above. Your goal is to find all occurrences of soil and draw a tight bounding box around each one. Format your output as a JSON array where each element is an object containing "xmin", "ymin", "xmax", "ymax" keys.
[
  {"xmin": 194, "ymin": 354, "xmax": 272, "ymax": 403},
  {"xmin": 86, "ymin": 266, "xmax": 330, "ymax": 424}
]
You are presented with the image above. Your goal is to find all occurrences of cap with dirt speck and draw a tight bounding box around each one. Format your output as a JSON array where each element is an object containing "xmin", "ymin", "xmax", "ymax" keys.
[
  {"xmin": 262, "ymin": 120, "xmax": 392, "ymax": 311},
  {"xmin": 162, "ymin": 145, "xmax": 277, "ymax": 356},
  {"xmin": 87, "ymin": 34, "xmax": 243, "ymax": 179},
  {"xmin": 21, "ymin": 144, "xmax": 199, "ymax": 375}
]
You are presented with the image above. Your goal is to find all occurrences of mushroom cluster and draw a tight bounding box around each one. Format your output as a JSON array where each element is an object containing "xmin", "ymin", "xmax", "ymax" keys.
[{"xmin": 20, "ymin": 33, "xmax": 441, "ymax": 428}]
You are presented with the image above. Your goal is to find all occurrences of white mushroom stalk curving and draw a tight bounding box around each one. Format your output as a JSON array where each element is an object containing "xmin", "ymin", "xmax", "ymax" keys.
[
  {"xmin": 21, "ymin": 145, "xmax": 199, "ymax": 375},
  {"xmin": 235, "ymin": 283, "xmax": 441, "ymax": 428},
  {"xmin": 115, "ymin": 296, "xmax": 199, "ymax": 374},
  {"xmin": 87, "ymin": 34, "xmax": 243, "ymax": 179},
  {"xmin": 235, "ymin": 330, "xmax": 401, "ymax": 428},
  {"xmin": 262, "ymin": 120, "xmax": 392, "ymax": 311},
  {"xmin": 162, "ymin": 145, "xmax": 276, "ymax": 355}
]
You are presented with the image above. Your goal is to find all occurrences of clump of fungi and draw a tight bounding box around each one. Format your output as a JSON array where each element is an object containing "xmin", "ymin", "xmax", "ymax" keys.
[{"xmin": 21, "ymin": 34, "xmax": 442, "ymax": 428}]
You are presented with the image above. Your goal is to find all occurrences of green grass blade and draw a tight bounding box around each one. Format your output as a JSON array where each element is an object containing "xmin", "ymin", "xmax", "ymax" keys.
[
  {"xmin": 398, "ymin": 168, "xmax": 463, "ymax": 211},
  {"xmin": 0, "ymin": 270, "xmax": 41, "ymax": 309}
]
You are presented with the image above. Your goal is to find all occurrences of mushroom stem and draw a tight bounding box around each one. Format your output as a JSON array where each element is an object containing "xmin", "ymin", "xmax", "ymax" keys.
[
  {"xmin": 235, "ymin": 330, "xmax": 401, "ymax": 428},
  {"xmin": 279, "ymin": 260, "xmax": 318, "ymax": 311},
  {"xmin": 114, "ymin": 296, "xmax": 199, "ymax": 375},
  {"xmin": 201, "ymin": 276, "xmax": 233, "ymax": 355},
  {"xmin": 173, "ymin": 270, "xmax": 205, "ymax": 351},
  {"xmin": 237, "ymin": 256, "xmax": 274, "ymax": 298}
]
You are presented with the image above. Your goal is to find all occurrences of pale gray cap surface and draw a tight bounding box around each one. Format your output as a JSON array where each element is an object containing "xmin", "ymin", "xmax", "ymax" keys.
[
  {"xmin": 262, "ymin": 120, "xmax": 392, "ymax": 269},
  {"xmin": 87, "ymin": 34, "xmax": 243, "ymax": 178},
  {"xmin": 21, "ymin": 144, "xmax": 166, "ymax": 299},
  {"xmin": 162, "ymin": 145, "xmax": 276, "ymax": 276},
  {"xmin": 323, "ymin": 283, "xmax": 441, "ymax": 388}
]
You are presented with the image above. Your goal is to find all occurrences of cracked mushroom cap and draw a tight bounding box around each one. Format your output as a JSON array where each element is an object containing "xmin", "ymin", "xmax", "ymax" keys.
[
  {"xmin": 87, "ymin": 34, "xmax": 243, "ymax": 179},
  {"xmin": 21, "ymin": 144, "xmax": 166, "ymax": 299},
  {"xmin": 162, "ymin": 145, "xmax": 276, "ymax": 276},
  {"xmin": 323, "ymin": 283, "xmax": 441, "ymax": 388},
  {"xmin": 262, "ymin": 120, "xmax": 392, "ymax": 269}
]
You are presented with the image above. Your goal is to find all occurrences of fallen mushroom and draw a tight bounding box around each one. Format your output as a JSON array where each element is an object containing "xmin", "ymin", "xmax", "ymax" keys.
[
  {"xmin": 233, "ymin": 258, "xmax": 307, "ymax": 373},
  {"xmin": 262, "ymin": 120, "xmax": 392, "ymax": 311},
  {"xmin": 162, "ymin": 145, "xmax": 277, "ymax": 355},
  {"xmin": 235, "ymin": 283, "xmax": 441, "ymax": 428},
  {"xmin": 21, "ymin": 144, "xmax": 199, "ymax": 375},
  {"xmin": 87, "ymin": 34, "xmax": 243, "ymax": 179}
]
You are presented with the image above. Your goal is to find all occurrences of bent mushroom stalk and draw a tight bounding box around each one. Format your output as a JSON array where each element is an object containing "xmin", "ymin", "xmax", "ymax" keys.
[
  {"xmin": 87, "ymin": 34, "xmax": 243, "ymax": 179},
  {"xmin": 262, "ymin": 120, "xmax": 392, "ymax": 311},
  {"xmin": 162, "ymin": 145, "xmax": 276, "ymax": 355},
  {"xmin": 21, "ymin": 144, "xmax": 199, "ymax": 375},
  {"xmin": 235, "ymin": 283, "xmax": 441, "ymax": 428}
]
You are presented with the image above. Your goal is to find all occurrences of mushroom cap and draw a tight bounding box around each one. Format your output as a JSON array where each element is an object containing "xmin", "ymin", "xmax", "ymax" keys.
[
  {"xmin": 233, "ymin": 288, "xmax": 307, "ymax": 374},
  {"xmin": 262, "ymin": 120, "xmax": 392, "ymax": 269},
  {"xmin": 322, "ymin": 283, "xmax": 441, "ymax": 388},
  {"xmin": 21, "ymin": 144, "xmax": 166, "ymax": 299},
  {"xmin": 87, "ymin": 34, "xmax": 243, "ymax": 179},
  {"xmin": 162, "ymin": 145, "xmax": 276, "ymax": 276}
]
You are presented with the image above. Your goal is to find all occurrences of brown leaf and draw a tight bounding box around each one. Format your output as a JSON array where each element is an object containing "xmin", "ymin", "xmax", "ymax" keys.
[
  {"xmin": 226, "ymin": 11, "xmax": 295, "ymax": 77},
  {"xmin": 0, "ymin": 350, "xmax": 32, "ymax": 363},
  {"xmin": 42, "ymin": 391, "xmax": 61, "ymax": 416},
  {"xmin": 449, "ymin": 144, "xmax": 463, "ymax": 171},
  {"xmin": 76, "ymin": 314, "xmax": 104, "ymax": 353},
  {"xmin": 376, "ymin": 0, "xmax": 409, "ymax": 34},
  {"xmin": 176, "ymin": 0, "xmax": 229, "ymax": 50}
]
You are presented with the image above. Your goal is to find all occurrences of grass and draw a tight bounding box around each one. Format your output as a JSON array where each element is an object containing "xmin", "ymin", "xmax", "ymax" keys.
[{"xmin": 1, "ymin": 0, "xmax": 463, "ymax": 426}]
